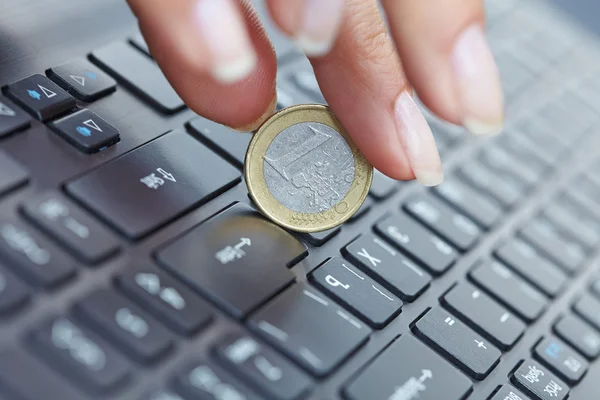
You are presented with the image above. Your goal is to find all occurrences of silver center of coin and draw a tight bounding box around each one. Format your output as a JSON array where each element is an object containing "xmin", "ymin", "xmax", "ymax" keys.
[{"xmin": 263, "ymin": 122, "xmax": 355, "ymax": 213}]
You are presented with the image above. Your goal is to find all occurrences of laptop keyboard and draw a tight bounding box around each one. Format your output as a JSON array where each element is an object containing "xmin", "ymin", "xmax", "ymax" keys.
[{"xmin": 1, "ymin": 0, "xmax": 600, "ymax": 399}]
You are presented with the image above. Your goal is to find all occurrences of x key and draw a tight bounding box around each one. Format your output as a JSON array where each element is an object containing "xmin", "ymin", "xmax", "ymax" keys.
[{"xmin": 343, "ymin": 233, "xmax": 431, "ymax": 301}]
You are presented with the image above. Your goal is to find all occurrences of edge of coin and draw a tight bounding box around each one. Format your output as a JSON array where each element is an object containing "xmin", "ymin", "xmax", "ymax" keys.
[{"xmin": 245, "ymin": 104, "xmax": 373, "ymax": 233}]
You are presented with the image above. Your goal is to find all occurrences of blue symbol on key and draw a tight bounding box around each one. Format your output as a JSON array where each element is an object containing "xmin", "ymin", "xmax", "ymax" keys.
[
  {"xmin": 27, "ymin": 89, "xmax": 41, "ymax": 100},
  {"xmin": 85, "ymin": 71, "xmax": 97, "ymax": 80},
  {"xmin": 545, "ymin": 342, "xmax": 562, "ymax": 359},
  {"xmin": 76, "ymin": 126, "xmax": 92, "ymax": 137}
]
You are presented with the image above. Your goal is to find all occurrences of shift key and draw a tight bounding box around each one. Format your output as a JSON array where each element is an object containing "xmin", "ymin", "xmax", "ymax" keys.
[{"xmin": 66, "ymin": 130, "xmax": 240, "ymax": 239}]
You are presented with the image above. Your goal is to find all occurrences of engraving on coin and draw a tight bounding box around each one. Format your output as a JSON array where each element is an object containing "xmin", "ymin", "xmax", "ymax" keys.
[{"xmin": 263, "ymin": 122, "xmax": 354, "ymax": 214}]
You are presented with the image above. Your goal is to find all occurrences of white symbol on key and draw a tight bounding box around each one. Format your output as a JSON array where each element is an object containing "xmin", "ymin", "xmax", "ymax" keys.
[
  {"xmin": 215, "ymin": 238, "xmax": 251, "ymax": 265},
  {"xmin": 156, "ymin": 168, "xmax": 176, "ymax": 182},
  {"xmin": 38, "ymin": 84, "xmax": 56, "ymax": 98},
  {"xmin": 387, "ymin": 225, "xmax": 410, "ymax": 244},
  {"xmin": 325, "ymin": 274, "xmax": 350, "ymax": 290},
  {"xmin": 115, "ymin": 308, "xmax": 149, "ymax": 338},
  {"xmin": 444, "ymin": 317, "xmax": 455, "ymax": 326},
  {"xmin": 83, "ymin": 119, "xmax": 102, "ymax": 132},
  {"xmin": 357, "ymin": 248, "xmax": 381, "ymax": 267},
  {"xmin": 474, "ymin": 339, "xmax": 487, "ymax": 350},
  {"xmin": 388, "ymin": 369, "xmax": 432, "ymax": 400}
]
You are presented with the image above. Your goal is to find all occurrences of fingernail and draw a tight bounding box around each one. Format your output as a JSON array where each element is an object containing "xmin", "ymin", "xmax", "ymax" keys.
[
  {"xmin": 195, "ymin": 0, "xmax": 257, "ymax": 84},
  {"xmin": 451, "ymin": 24, "xmax": 504, "ymax": 135},
  {"xmin": 295, "ymin": 0, "xmax": 345, "ymax": 57},
  {"xmin": 394, "ymin": 92, "xmax": 444, "ymax": 186}
]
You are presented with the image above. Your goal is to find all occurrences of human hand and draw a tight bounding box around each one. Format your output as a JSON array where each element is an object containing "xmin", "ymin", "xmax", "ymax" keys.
[{"xmin": 126, "ymin": 0, "xmax": 503, "ymax": 186}]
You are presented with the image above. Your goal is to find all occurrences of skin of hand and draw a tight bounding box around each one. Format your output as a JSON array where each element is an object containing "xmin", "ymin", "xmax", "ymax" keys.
[{"xmin": 126, "ymin": 0, "xmax": 504, "ymax": 187}]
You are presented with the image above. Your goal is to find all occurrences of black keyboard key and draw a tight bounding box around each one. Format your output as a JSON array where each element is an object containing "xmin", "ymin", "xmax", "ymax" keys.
[
  {"xmin": 0, "ymin": 265, "xmax": 29, "ymax": 315},
  {"xmin": 74, "ymin": 289, "xmax": 173, "ymax": 364},
  {"xmin": 442, "ymin": 282, "xmax": 525, "ymax": 350},
  {"xmin": 173, "ymin": 360, "xmax": 262, "ymax": 400},
  {"xmin": 187, "ymin": 117, "xmax": 251, "ymax": 169},
  {"xmin": 67, "ymin": 130, "xmax": 240, "ymax": 239},
  {"xmin": 404, "ymin": 193, "xmax": 481, "ymax": 251},
  {"xmin": 31, "ymin": 317, "xmax": 131, "ymax": 393},
  {"xmin": 49, "ymin": 108, "xmax": 120, "ymax": 153},
  {"xmin": 469, "ymin": 261, "xmax": 547, "ymax": 322},
  {"xmin": 573, "ymin": 294, "xmax": 600, "ymax": 331},
  {"xmin": 5, "ymin": 74, "xmax": 75, "ymax": 121},
  {"xmin": 554, "ymin": 315, "xmax": 600, "ymax": 360},
  {"xmin": 249, "ymin": 284, "xmax": 371, "ymax": 377},
  {"xmin": 494, "ymin": 239, "xmax": 567, "ymax": 297},
  {"xmin": 310, "ymin": 257, "xmax": 402, "ymax": 328},
  {"xmin": 457, "ymin": 159, "xmax": 523, "ymax": 208},
  {"xmin": 0, "ymin": 348, "xmax": 83, "ymax": 400},
  {"xmin": 0, "ymin": 150, "xmax": 28, "ymax": 197},
  {"xmin": 0, "ymin": 96, "xmax": 31, "ymax": 137},
  {"xmin": 433, "ymin": 178, "xmax": 503, "ymax": 229},
  {"xmin": 369, "ymin": 170, "xmax": 399, "ymax": 200},
  {"xmin": 534, "ymin": 336, "xmax": 588, "ymax": 384},
  {"xmin": 22, "ymin": 192, "xmax": 120, "ymax": 264},
  {"xmin": 0, "ymin": 220, "xmax": 76, "ymax": 288},
  {"xmin": 91, "ymin": 41, "xmax": 184, "ymax": 113},
  {"xmin": 543, "ymin": 202, "xmax": 599, "ymax": 249},
  {"xmin": 490, "ymin": 385, "xmax": 532, "ymax": 400},
  {"xmin": 158, "ymin": 204, "xmax": 304, "ymax": 318},
  {"xmin": 116, "ymin": 266, "xmax": 212, "ymax": 335},
  {"xmin": 343, "ymin": 233, "xmax": 431, "ymax": 301},
  {"xmin": 343, "ymin": 335, "xmax": 473, "ymax": 400},
  {"xmin": 413, "ymin": 307, "xmax": 501, "ymax": 380},
  {"xmin": 215, "ymin": 333, "xmax": 313, "ymax": 400},
  {"xmin": 302, "ymin": 227, "xmax": 340, "ymax": 246},
  {"xmin": 375, "ymin": 213, "xmax": 457, "ymax": 275},
  {"xmin": 520, "ymin": 218, "xmax": 586, "ymax": 274},
  {"xmin": 47, "ymin": 58, "xmax": 116, "ymax": 102},
  {"xmin": 512, "ymin": 359, "xmax": 569, "ymax": 400}
]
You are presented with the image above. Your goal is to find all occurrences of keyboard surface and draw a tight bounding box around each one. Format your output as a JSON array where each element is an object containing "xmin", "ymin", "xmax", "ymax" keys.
[{"xmin": 2, "ymin": 0, "xmax": 600, "ymax": 399}]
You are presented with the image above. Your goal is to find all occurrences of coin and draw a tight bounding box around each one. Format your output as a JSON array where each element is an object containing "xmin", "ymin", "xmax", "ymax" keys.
[{"xmin": 245, "ymin": 104, "xmax": 373, "ymax": 232}]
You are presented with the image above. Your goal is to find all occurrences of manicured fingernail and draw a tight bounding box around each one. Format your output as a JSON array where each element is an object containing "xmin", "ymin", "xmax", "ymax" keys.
[
  {"xmin": 394, "ymin": 92, "xmax": 444, "ymax": 186},
  {"xmin": 451, "ymin": 24, "xmax": 504, "ymax": 135},
  {"xmin": 196, "ymin": 0, "xmax": 257, "ymax": 84},
  {"xmin": 295, "ymin": 0, "xmax": 345, "ymax": 57}
]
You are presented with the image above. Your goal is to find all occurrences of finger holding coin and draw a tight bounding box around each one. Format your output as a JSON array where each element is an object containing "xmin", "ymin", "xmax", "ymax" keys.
[{"xmin": 245, "ymin": 104, "xmax": 373, "ymax": 232}]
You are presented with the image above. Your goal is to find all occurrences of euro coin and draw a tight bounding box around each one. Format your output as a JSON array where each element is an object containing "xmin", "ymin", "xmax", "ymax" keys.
[{"xmin": 245, "ymin": 104, "xmax": 373, "ymax": 232}]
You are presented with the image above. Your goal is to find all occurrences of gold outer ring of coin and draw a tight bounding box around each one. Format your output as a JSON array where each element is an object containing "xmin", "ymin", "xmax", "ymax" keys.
[{"xmin": 245, "ymin": 104, "xmax": 374, "ymax": 233}]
